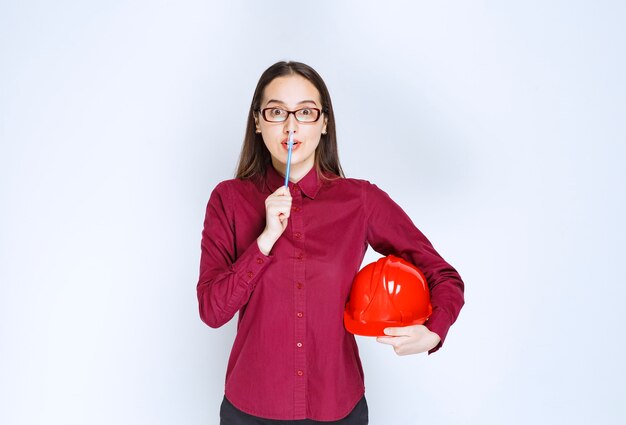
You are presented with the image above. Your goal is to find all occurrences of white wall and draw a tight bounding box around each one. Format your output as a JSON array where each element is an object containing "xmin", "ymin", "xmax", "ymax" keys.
[{"xmin": 1, "ymin": 1, "xmax": 624, "ymax": 424}]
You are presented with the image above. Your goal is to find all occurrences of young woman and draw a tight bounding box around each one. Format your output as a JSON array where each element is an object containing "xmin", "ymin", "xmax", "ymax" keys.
[{"xmin": 197, "ymin": 61, "xmax": 465, "ymax": 425}]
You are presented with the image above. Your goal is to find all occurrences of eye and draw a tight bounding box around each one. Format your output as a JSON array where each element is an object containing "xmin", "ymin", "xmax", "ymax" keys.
[
  {"xmin": 300, "ymin": 108, "xmax": 312, "ymax": 115},
  {"xmin": 270, "ymin": 108, "xmax": 285, "ymax": 116}
]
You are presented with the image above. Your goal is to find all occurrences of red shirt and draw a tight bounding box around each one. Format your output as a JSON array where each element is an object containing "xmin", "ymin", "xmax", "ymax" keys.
[{"xmin": 197, "ymin": 164, "xmax": 464, "ymax": 421}]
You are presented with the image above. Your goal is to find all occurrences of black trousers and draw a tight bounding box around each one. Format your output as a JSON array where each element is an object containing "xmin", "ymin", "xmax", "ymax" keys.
[{"xmin": 220, "ymin": 395, "xmax": 369, "ymax": 425}]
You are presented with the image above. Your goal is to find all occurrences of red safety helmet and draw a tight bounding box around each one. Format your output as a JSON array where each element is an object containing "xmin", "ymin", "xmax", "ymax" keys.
[{"xmin": 344, "ymin": 255, "xmax": 432, "ymax": 336}]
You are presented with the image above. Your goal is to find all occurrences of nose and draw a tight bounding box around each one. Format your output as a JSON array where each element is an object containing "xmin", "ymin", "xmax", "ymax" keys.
[{"xmin": 283, "ymin": 112, "xmax": 298, "ymax": 134}]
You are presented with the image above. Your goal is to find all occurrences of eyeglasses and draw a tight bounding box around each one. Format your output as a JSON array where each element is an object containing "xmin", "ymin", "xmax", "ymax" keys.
[{"xmin": 259, "ymin": 107, "xmax": 323, "ymax": 123}]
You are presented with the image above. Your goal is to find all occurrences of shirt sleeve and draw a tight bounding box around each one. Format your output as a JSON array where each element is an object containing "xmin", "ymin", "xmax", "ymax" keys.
[
  {"xmin": 197, "ymin": 181, "xmax": 274, "ymax": 328},
  {"xmin": 364, "ymin": 182, "xmax": 465, "ymax": 354}
]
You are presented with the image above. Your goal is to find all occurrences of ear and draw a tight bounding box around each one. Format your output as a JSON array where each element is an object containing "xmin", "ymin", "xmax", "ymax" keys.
[{"xmin": 254, "ymin": 114, "xmax": 261, "ymax": 132}]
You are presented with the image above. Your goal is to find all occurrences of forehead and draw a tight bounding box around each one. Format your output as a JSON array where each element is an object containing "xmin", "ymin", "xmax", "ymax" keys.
[{"xmin": 261, "ymin": 75, "xmax": 321, "ymax": 106}]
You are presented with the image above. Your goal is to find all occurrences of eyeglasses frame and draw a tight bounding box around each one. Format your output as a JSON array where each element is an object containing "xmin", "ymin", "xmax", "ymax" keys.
[{"xmin": 258, "ymin": 107, "xmax": 324, "ymax": 123}]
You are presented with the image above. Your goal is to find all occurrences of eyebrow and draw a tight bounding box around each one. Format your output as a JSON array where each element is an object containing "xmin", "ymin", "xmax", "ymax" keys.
[{"xmin": 265, "ymin": 99, "xmax": 319, "ymax": 107}]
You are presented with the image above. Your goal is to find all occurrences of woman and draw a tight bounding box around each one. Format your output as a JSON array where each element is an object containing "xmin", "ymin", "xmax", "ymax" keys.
[{"xmin": 197, "ymin": 61, "xmax": 465, "ymax": 424}]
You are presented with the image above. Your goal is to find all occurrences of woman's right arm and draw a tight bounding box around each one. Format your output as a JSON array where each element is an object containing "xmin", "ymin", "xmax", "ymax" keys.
[{"xmin": 196, "ymin": 182, "xmax": 291, "ymax": 328}]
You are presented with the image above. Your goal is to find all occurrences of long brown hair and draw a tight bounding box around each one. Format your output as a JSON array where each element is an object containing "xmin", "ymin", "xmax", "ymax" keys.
[{"xmin": 235, "ymin": 61, "xmax": 345, "ymax": 183}]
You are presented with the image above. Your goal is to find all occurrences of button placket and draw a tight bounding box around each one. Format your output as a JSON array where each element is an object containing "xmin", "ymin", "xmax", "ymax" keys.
[{"xmin": 291, "ymin": 184, "xmax": 307, "ymax": 416}]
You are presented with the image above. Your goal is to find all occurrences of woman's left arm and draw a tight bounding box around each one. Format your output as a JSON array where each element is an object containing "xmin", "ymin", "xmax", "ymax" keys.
[{"xmin": 363, "ymin": 182, "xmax": 465, "ymax": 355}]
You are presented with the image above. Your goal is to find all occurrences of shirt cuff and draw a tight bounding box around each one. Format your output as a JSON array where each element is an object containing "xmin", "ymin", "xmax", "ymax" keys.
[
  {"xmin": 231, "ymin": 239, "xmax": 274, "ymax": 292},
  {"xmin": 424, "ymin": 308, "xmax": 452, "ymax": 355}
]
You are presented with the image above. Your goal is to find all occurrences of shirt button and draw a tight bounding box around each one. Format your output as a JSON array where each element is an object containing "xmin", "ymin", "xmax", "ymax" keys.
[
  {"xmin": 293, "ymin": 185, "xmax": 300, "ymax": 192},
  {"xmin": 295, "ymin": 232, "xmax": 301, "ymax": 239},
  {"xmin": 296, "ymin": 282, "xmax": 303, "ymax": 289},
  {"xmin": 292, "ymin": 206, "xmax": 301, "ymax": 212},
  {"xmin": 256, "ymin": 258, "xmax": 264, "ymax": 264},
  {"xmin": 296, "ymin": 342, "xmax": 303, "ymax": 348},
  {"xmin": 297, "ymin": 253, "xmax": 303, "ymax": 260},
  {"xmin": 297, "ymin": 312, "xmax": 303, "ymax": 318},
  {"xmin": 246, "ymin": 271, "xmax": 253, "ymax": 278},
  {"xmin": 297, "ymin": 370, "xmax": 304, "ymax": 376}
]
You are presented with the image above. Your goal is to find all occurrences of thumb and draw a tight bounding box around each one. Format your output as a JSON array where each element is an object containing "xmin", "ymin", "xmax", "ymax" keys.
[
  {"xmin": 384, "ymin": 327, "xmax": 412, "ymax": 336},
  {"xmin": 383, "ymin": 327, "xmax": 398, "ymax": 336}
]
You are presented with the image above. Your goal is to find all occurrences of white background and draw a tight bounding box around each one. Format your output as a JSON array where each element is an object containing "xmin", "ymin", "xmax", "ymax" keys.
[{"xmin": 1, "ymin": 1, "xmax": 625, "ymax": 424}]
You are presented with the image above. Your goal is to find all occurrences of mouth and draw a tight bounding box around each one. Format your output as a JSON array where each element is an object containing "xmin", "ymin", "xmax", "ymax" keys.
[{"xmin": 281, "ymin": 141, "xmax": 302, "ymax": 151}]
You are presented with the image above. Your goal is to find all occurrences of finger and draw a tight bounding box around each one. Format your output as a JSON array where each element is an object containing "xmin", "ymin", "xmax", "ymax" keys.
[
  {"xmin": 268, "ymin": 198, "xmax": 292, "ymax": 207},
  {"xmin": 383, "ymin": 327, "xmax": 408, "ymax": 337},
  {"xmin": 376, "ymin": 336, "xmax": 397, "ymax": 346},
  {"xmin": 269, "ymin": 201, "xmax": 291, "ymax": 211},
  {"xmin": 377, "ymin": 337, "xmax": 410, "ymax": 357},
  {"xmin": 274, "ymin": 200, "xmax": 292, "ymax": 209},
  {"xmin": 278, "ymin": 186, "xmax": 291, "ymax": 196}
]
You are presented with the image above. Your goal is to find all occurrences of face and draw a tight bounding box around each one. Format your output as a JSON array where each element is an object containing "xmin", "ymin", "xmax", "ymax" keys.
[{"xmin": 255, "ymin": 75, "xmax": 328, "ymax": 177}]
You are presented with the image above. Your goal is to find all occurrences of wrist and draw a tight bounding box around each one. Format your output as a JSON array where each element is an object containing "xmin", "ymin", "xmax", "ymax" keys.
[{"xmin": 257, "ymin": 231, "xmax": 276, "ymax": 256}]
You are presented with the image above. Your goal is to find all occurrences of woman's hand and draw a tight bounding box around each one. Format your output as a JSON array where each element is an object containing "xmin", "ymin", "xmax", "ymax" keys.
[
  {"xmin": 376, "ymin": 324, "xmax": 441, "ymax": 355},
  {"xmin": 257, "ymin": 186, "xmax": 292, "ymax": 255}
]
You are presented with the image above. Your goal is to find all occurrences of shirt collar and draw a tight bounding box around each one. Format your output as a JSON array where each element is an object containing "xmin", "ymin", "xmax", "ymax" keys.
[{"xmin": 265, "ymin": 163, "xmax": 324, "ymax": 199}]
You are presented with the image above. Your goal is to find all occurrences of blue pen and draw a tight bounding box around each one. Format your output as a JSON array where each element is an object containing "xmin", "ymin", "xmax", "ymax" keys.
[{"xmin": 284, "ymin": 131, "xmax": 294, "ymax": 187}]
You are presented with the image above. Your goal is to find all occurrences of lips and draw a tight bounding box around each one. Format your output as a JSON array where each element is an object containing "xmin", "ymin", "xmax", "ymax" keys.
[
  {"xmin": 281, "ymin": 141, "xmax": 301, "ymax": 151},
  {"xmin": 281, "ymin": 137, "xmax": 302, "ymax": 144}
]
